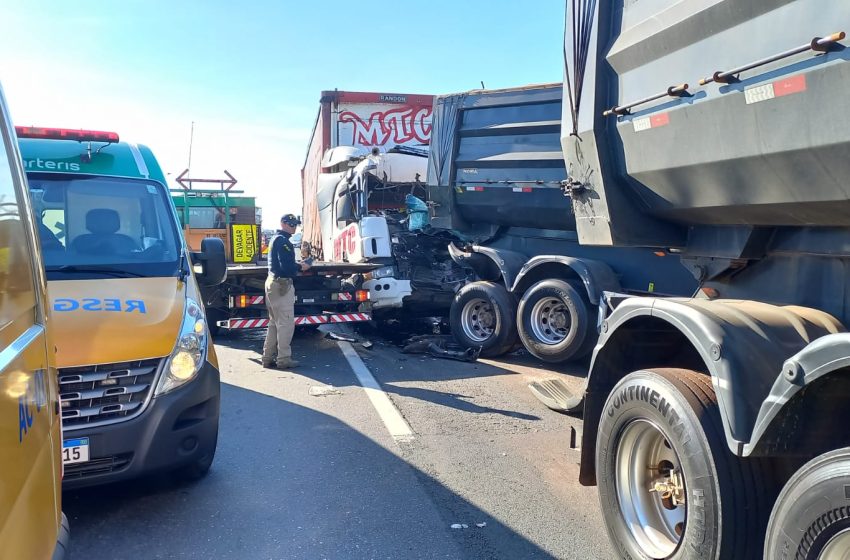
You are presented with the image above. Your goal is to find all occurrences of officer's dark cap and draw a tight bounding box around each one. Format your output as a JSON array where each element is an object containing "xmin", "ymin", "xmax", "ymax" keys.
[{"xmin": 281, "ymin": 214, "xmax": 301, "ymax": 227}]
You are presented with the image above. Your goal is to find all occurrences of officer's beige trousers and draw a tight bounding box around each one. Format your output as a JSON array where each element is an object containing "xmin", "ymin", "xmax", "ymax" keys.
[{"xmin": 262, "ymin": 276, "xmax": 295, "ymax": 364}]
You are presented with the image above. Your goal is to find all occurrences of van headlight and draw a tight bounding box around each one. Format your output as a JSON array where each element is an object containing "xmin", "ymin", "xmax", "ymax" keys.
[{"xmin": 155, "ymin": 298, "xmax": 208, "ymax": 396}]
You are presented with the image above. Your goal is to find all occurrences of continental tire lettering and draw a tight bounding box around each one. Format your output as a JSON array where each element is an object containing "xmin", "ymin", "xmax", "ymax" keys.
[
  {"xmin": 690, "ymin": 488, "xmax": 707, "ymax": 549},
  {"xmin": 606, "ymin": 384, "xmax": 691, "ymax": 444}
]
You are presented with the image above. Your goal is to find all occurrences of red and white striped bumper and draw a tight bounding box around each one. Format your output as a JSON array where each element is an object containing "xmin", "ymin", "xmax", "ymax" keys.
[{"xmin": 218, "ymin": 312, "xmax": 371, "ymax": 329}]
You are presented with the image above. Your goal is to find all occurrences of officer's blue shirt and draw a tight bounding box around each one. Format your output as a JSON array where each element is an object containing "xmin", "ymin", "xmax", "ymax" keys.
[{"xmin": 268, "ymin": 230, "xmax": 299, "ymax": 279}]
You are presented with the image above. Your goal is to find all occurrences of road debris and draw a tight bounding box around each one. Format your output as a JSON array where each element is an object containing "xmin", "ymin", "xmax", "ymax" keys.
[
  {"xmin": 402, "ymin": 335, "xmax": 480, "ymax": 362},
  {"xmin": 325, "ymin": 332, "xmax": 357, "ymax": 343},
  {"xmin": 450, "ymin": 524, "xmax": 469, "ymax": 530},
  {"xmin": 309, "ymin": 385, "xmax": 342, "ymax": 397}
]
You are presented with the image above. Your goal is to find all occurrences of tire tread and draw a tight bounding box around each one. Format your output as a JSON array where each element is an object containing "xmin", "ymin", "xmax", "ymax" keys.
[{"xmin": 654, "ymin": 369, "xmax": 777, "ymax": 560}]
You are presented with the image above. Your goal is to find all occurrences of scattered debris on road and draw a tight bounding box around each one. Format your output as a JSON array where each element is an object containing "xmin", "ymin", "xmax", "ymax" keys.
[
  {"xmin": 309, "ymin": 385, "xmax": 343, "ymax": 397},
  {"xmin": 325, "ymin": 332, "xmax": 357, "ymax": 343},
  {"xmin": 402, "ymin": 334, "xmax": 480, "ymax": 362}
]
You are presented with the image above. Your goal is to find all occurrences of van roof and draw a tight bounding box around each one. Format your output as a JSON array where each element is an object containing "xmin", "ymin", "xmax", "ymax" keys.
[{"xmin": 17, "ymin": 137, "xmax": 168, "ymax": 184}]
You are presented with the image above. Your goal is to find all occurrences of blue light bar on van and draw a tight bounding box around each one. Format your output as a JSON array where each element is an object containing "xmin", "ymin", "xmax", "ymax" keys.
[{"xmin": 15, "ymin": 126, "xmax": 119, "ymax": 143}]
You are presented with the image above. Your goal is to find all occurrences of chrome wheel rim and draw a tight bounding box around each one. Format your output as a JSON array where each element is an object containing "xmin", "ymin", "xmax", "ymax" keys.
[
  {"xmin": 529, "ymin": 297, "xmax": 569, "ymax": 345},
  {"xmin": 615, "ymin": 419, "xmax": 686, "ymax": 559},
  {"xmin": 820, "ymin": 529, "xmax": 850, "ymax": 560},
  {"xmin": 460, "ymin": 297, "xmax": 496, "ymax": 343}
]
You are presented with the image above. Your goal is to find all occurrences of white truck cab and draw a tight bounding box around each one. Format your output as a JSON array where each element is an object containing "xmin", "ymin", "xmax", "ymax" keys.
[{"xmin": 318, "ymin": 147, "xmax": 429, "ymax": 310}]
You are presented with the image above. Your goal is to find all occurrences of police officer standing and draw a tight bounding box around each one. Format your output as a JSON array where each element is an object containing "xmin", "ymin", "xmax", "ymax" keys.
[{"xmin": 262, "ymin": 214, "xmax": 309, "ymax": 369}]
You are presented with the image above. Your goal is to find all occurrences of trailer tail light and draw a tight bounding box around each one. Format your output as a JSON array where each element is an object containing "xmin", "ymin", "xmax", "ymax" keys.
[
  {"xmin": 15, "ymin": 126, "xmax": 119, "ymax": 143},
  {"xmin": 355, "ymin": 290, "xmax": 370, "ymax": 302},
  {"xmin": 235, "ymin": 295, "xmax": 249, "ymax": 308}
]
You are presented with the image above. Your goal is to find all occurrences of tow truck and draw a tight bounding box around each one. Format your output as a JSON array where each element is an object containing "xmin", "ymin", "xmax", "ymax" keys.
[{"xmin": 172, "ymin": 185, "xmax": 376, "ymax": 334}]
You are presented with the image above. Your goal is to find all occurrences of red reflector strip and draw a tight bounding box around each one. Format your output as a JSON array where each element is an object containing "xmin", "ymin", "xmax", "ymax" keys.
[
  {"xmin": 773, "ymin": 74, "xmax": 807, "ymax": 97},
  {"xmin": 632, "ymin": 113, "xmax": 669, "ymax": 132},
  {"xmin": 745, "ymin": 74, "xmax": 807, "ymax": 105},
  {"xmin": 223, "ymin": 313, "xmax": 372, "ymax": 328},
  {"xmin": 329, "ymin": 313, "xmax": 371, "ymax": 323},
  {"xmin": 223, "ymin": 318, "xmax": 270, "ymax": 329},
  {"xmin": 337, "ymin": 292, "xmax": 353, "ymax": 301},
  {"xmin": 294, "ymin": 315, "xmax": 329, "ymax": 326},
  {"xmin": 650, "ymin": 113, "xmax": 670, "ymax": 128},
  {"xmin": 511, "ymin": 187, "xmax": 534, "ymax": 193},
  {"xmin": 466, "ymin": 186, "xmax": 484, "ymax": 192}
]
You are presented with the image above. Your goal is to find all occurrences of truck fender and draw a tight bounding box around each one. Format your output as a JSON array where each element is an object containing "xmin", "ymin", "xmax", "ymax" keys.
[
  {"xmin": 510, "ymin": 255, "xmax": 621, "ymax": 303},
  {"xmin": 747, "ymin": 332, "xmax": 850, "ymax": 457},
  {"xmin": 577, "ymin": 297, "xmax": 842, "ymax": 485},
  {"xmin": 447, "ymin": 243, "xmax": 527, "ymax": 289}
]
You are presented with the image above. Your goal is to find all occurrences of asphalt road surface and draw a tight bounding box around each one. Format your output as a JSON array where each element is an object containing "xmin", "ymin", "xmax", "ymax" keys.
[{"xmin": 64, "ymin": 327, "xmax": 612, "ymax": 559}]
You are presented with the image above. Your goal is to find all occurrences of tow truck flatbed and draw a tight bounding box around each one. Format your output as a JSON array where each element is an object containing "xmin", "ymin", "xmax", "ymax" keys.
[{"xmin": 225, "ymin": 261, "xmax": 380, "ymax": 276}]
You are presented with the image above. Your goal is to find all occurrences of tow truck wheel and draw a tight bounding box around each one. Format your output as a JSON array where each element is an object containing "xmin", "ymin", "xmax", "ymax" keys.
[
  {"xmin": 450, "ymin": 281, "xmax": 518, "ymax": 357},
  {"xmin": 765, "ymin": 448, "xmax": 850, "ymax": 559},
  {"xmin": 517, "ymin": 279, "xmax": 595, "ymax": 363},
  {"xmin": 597, "ymin": 368, "xmax": 776, "ymax": 559}
]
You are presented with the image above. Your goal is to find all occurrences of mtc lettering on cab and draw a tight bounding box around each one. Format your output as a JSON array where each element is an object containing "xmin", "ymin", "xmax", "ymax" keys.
[{"xmin": 54, "ymin": 298, "xmax": 147, "ymax": 313}]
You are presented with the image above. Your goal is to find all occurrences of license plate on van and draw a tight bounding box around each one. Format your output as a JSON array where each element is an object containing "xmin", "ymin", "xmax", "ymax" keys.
[{"xmin": 62, "ymin": 437, "xmax": 90, "ymax": 465}]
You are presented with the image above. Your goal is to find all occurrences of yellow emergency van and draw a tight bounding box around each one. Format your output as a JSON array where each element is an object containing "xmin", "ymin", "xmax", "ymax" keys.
[
  {"xmin": 0, "ymin": 86, "xmax": 68, "ymax": 558},
  {"xmin": 16, "ymin": 125, "xmax": 226, "ymax": 489}
]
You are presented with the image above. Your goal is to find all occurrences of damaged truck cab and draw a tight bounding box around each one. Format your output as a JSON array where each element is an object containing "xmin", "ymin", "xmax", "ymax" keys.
[
  {"xmin": 560, "ymin": 1, "xmax": 850, "ymax": 558},
  {"xmin": 319, "ymin": 146, "xmax": 468, "ymax": 315}
]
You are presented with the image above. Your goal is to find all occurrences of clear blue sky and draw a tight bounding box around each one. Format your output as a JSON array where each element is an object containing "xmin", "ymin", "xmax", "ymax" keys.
[{"xmin": 1, "ymin": 1, "xmax": 564, "ymax": 226}]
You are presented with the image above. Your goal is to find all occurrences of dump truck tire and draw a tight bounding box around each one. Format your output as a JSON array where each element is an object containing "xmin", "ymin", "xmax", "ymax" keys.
[
  {"xmin": 596, "ymin": 368, "xmax": 777, "ymax": 560},
  {"xmin": 517, "ymin": 279, "xmax": 595, "ymax": 363},
  {"xmin": 450, "ymin": 281, "xmax": 517, "ymax": 357},
  {"xmin": 764, "ymin": 448, "xmax": 850, "ymax": 559}
]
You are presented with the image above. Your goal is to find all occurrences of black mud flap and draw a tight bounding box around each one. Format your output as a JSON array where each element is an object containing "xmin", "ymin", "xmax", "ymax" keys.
[{"xmin": 527, "ymin": 378, "xmax": 585, "ymax": 415}]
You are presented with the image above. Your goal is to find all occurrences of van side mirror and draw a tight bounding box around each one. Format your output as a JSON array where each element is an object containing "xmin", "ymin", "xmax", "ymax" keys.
[{"xmin": 193, "ymin": 237, "xmax": 227, "ymax": 286}]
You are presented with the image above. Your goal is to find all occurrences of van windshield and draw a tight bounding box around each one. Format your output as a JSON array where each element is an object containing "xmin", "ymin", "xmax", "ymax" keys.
[{"xmin": 27, "ymin": 174, "xmax": 182, "ymax": 280}]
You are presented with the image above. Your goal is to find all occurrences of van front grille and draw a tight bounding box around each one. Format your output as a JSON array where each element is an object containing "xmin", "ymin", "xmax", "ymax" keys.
[
  {"xmin": 64, "ymin": 453, "xmax": 133, "ymax": 480},
  {"xmin": 59, "ymin": 358, "xmax": 162, "ymax": 428}
]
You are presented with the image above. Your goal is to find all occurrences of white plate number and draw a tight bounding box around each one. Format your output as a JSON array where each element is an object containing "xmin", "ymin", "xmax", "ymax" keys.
[{"xmin": 62, "ymin": 438, "xmax": 90, "ymax": 464}]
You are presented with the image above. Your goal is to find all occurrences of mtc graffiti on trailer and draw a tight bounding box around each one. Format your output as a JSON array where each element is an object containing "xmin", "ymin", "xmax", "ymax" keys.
[{"xmin": 339, "ymin": 105, "xmax": 432, "ymax": 146}]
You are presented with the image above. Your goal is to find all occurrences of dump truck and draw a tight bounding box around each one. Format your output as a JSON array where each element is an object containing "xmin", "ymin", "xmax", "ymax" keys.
[
  {"xmin": 557, "ymin": 1, "xmax": 850, "ymax": 558},
  {"xmin": 426, "ymin": 84, "xmax": 698, "ymax": 363},
  {"xmin": 174, "ymin": 188, "xmax": 375, "ymax": 334}
]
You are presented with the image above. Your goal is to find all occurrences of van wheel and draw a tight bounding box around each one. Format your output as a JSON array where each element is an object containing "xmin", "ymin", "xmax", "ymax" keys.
[
  {"xmin": 450, "ymin": 281, "xmax": 517, "ymax": 357},
  {"xmin": 765, "ymin": 448, "xmax": 850, "ymax": 559},
  {"xmin": 596, "ymin": 369, "xmax": 776, "ymax": 559},
  {"xmin": 517, "ymin": 279, "xmax": 596, "ymax": 363},
  {"xmin": 175, "ymin": 429, "xmax": 218, "ymax": 483}
]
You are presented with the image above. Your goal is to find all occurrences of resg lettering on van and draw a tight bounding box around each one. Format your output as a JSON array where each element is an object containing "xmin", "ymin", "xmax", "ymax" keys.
[
  {"xmin": 54, "ymin": 298, "xmax": 147, "ymax": 313},
  {"xmin": 24, "ymin": 158, "xmax": 81, "ymax": 171}
]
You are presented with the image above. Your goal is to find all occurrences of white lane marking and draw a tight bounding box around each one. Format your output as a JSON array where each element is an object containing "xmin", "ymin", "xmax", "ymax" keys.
[{"xmin": 337, "ymin": 341, "xmax": 414, "ymax": 442}]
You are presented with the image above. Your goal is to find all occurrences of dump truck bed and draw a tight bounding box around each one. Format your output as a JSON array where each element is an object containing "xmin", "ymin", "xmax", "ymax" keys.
[{"xmin": 563, "ymin": 0, "xmax": 850, "ymax": 247}]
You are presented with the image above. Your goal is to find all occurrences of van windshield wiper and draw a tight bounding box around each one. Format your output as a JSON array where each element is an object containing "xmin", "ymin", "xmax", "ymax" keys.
[{"xmin": 49, "ymin": 265, "xmax": 147, "ymax": 278}]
